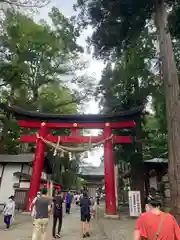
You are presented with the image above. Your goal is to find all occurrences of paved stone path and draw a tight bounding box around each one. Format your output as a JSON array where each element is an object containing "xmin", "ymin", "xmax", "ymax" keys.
[
  {"xmin": 0, "ymin": 212, "xmax": 30, "ymax": 230},
  {"xmin": 0, "ymin": 205, "xmax": 108, "ymax": 240},
  {"xmin": 0, "ymin": 204, "xmax": 135, "ymax": 240},
  {"xmin": 96, "ymin": 205, "xmax": 135, "ymax": 240},
  {"xmin": 98, "ymin": 215, "xmax": 135, "ymax": 240}
]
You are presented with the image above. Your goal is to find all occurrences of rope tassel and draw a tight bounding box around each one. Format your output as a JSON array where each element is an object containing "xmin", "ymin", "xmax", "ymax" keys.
[
  {"xmin": 53, "ymin": 136, "xmax": 60, "ymax": 156},
  {"xmin": 60, "ymin": 151, "xmax": 64, "ymax": 158}
]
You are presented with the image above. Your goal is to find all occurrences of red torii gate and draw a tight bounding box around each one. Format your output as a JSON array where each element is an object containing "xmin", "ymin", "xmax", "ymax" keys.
[{"xmin": 7, "ymin": 105, "xmax": 142, "ymax": 216}]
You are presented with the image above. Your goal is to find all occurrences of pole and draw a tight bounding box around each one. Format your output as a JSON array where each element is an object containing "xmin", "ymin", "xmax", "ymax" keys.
[
  {"xmin": 50, "ymin": 179, "xmax": 53, "ymax": 197},
  {"xmin": 26, "ymin": 122, "xmax": 47, "ymax": 211},
  {"xmin": 104, "ymin": 123, "xmax": 116, "ymax": 215}
]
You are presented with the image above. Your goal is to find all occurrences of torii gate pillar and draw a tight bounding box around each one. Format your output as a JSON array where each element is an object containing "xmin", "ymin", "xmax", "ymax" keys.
[
  {"xmin": 104, "ymin": 123, "xmax": 116, "ymax": 215},
  {"xmin": 26, "ymin": 122, "xmax": 47, "ymax": 212}
]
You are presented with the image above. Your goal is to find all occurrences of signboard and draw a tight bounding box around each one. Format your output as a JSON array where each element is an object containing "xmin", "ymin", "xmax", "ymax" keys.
[{"xmin": 128, "ymin": 191, "xmax": 142, "ymax": 217}]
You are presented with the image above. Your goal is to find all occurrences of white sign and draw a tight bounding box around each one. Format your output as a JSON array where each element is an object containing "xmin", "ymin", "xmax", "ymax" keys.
[{"xmin": 128, "ymin": 191, "xmax": 142, "ymax": 217}]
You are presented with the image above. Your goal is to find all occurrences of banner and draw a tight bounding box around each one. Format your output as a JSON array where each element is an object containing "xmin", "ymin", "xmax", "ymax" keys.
[{"xmin": 128, "ymin": 191, "xmax": 142, "ymax": 217}]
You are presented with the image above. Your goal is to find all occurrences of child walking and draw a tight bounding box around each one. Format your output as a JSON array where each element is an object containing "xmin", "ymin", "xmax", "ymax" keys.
[
  {"xmin": 3, "ymin": 196, "xmax": 15, "ymax": 230},
  {"xmin": 89, "ymin": 197, "xmax": 95, "ymax": 219}
]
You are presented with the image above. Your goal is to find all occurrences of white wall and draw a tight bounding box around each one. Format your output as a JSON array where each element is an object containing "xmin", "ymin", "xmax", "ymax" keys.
[
  {"xmin": 0, "ymin": 163, "xmax": 48, "ymax": 204},
  {"xmin": 0, "ymin": 164, "xmax": 21, "ymax": 204},
  {"xmin": 20, "ymin": 181, "xmax": 30, "ymax": 188},
  {"xmin": 22, "ymin": 164, "xmax": 30, "ymax": 175},
  {"xmin": 22, "ymin": 164, "xmax": 47, "ymax": 180}
]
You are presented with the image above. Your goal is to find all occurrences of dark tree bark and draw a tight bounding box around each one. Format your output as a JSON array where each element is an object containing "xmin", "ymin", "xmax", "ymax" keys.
[{"xmin": 155, "ymin": 0, "xmax": 180, "ymax": 222}]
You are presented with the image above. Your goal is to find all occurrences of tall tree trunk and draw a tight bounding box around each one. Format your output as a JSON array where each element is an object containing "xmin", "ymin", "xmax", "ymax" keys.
[{"xmin": 155, "ymin": 0, "xmax": 180, "ymax": 222}]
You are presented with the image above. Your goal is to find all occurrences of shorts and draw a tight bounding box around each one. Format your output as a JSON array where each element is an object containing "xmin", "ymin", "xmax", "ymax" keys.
[{"xmin": 81, "ymin": 213, "xmax": 91, "ymax": 222}]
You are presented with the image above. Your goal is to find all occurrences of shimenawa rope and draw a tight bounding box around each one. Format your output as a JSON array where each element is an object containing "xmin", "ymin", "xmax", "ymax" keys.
[{"xmin": 36, "ymin": 133, "xmax": 113, "ymax": 153}]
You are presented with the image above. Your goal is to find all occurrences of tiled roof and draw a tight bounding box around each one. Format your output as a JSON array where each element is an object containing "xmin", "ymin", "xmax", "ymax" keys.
[
  {"xmin": 0, "ymin": 154, "xmax": 34, "ymax": 163},
  {"xmin": 79, "ymin": 162, "xmax": 104, "ymax": 176}
]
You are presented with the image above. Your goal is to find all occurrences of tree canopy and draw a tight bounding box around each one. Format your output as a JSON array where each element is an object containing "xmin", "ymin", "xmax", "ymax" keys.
[
  {"xmin": 96, "ymin": 28, "xmax": 167, "ymax": 200},
  {"xmin": 0, "ymin": 6, "xmax": 95, "ymax": 189},
  {"xmin": 75, "ymin": 0, "xmax": 180, "ymax": 58},
  {"xmin": 0, "ymin": 0, "xmax": 50, "ymax": 8},
  {"xmin": 75, "ymin": 0, "xmax": 180, "ymax": 220}
]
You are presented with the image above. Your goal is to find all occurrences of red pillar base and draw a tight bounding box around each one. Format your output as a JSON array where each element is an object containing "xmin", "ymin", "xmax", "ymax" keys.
[
  {"xmin": 104, "ymin": 213, "xmax": 119, "ymax": 219},
  {"xmin": 26, "ymin": 122, "xmax": 47, "ymax": 212}
]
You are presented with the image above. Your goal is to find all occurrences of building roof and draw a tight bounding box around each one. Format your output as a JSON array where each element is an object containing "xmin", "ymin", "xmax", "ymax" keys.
[
  {"xmin": 0, "ymin": 154, "xmax": 34, "ymax": 163},
  {"xmin": 79, "ymin": 161, "xmax": 104, "ymax": 176},
  {"xmin": 144, "ymin": 158, "xmax": 168, "ymax": 163},
  {"xmin": 13, "ymin": 172, "xmax": 46, "ymax": 182}
]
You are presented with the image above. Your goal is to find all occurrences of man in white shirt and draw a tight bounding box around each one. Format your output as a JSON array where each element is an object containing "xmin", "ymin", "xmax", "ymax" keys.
[{"xmin": 30, "ymin": 192, "xmax": 41, "ymax": 223}]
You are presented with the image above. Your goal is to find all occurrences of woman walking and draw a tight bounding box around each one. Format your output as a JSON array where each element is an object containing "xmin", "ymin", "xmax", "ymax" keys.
[
  {"xmin": 80, "ymin": 191, "xmax": 91, "ymax": 238},
  {"xmin": 65, "ymin": 191, "xmax": 72, "ymax": 214},
  {"xmin": 3, "ymin": 196, "xmax": 15, "ymax": 230}
]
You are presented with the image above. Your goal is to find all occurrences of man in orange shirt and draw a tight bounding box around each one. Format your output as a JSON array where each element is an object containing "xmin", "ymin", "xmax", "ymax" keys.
[{"xmin": 133, "ymin": 196, "xmax": 180, "ymax": 240}]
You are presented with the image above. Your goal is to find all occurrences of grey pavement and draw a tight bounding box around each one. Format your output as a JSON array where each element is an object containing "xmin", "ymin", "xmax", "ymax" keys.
[
  {"xmin": 0, "ymin": 212, "xmax": 31, "ymax": 230},
  {"xmin": 96, "ymin": 203, "xmax": 135, "ymax": 240},
  {"xmin": 98, "ymin": 215, "xmax": 135, "ymax": 240},
  {"xmin": 0, "ymin": 204, "xmax": 135, "ymax": 240},
  {"xmin": 0, "ymin": 205, "xmax": 108, "ymax": 240}
]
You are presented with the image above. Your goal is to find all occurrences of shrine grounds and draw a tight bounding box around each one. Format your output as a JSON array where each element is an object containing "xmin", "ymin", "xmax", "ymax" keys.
[{"xmin": 0, "ymin": 204, "xmax": 135, "ymax": 240}]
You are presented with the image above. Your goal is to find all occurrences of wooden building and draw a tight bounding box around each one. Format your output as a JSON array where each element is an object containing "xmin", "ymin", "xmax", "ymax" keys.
[
  {"xmin": 0, "ymin": 154, "xmax": 48, "ymax": 211},
  {"xmin": 121, "ymin": 158, "xmax": 169, "ymax": 201}
]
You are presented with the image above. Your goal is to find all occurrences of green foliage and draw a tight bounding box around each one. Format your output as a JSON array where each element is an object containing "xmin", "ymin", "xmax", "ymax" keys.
[
  {"xmin": 75, "ymin": 0, "xmax": 180, "ymax": 218},
  {"xmin": 0, "ymin": 7, "xmax": 90, "ymax": 190},
  {"xmin": 168, "ymin": 1, "xmax": 180, "ymax": 39},
  {"xmin": 36, "ymin": 84, "xmax": 78, "ymax": 113},
  {"xmin": 0, "ymin": 0, "xmax": 50, "ymax": 8},
  {"xmin": 143, "ymin": 115, "xmax": 168, "ymax": 160},
  {"xmin": 3, "ymin": 119, "xmax": 20, "ymax": 154},
  {"xmin": 0, "ymin": 8, "xmax": 83, "ymax": 102},
  {"xmin": 97, "ymin": 27, "xmax": 156, "ymax": 111},
  {"xmin": 49, "ymin": 7, "xmax": 83, "ymax": 56},
  {"xmin": 75, "ymin": 0, "xmax": 179, "ymax": 58},
  {"xmin": 97, "ymin": 26, "xmax": 167, "ymax": 178},
  {"xmin": 75, "ymin": 0, "xmax": 153, "ymax": 58}
]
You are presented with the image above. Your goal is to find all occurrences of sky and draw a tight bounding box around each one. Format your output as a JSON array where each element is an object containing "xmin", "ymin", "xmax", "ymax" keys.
[{"xmin": 36, "ymin": 0, "xmax": 104, "ymax": 166}]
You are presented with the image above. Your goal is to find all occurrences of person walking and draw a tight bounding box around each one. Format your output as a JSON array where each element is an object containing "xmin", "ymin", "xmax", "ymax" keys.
[
  {"xmin": 96, "ymin": 191, "xmax": 100, "ymax": 205},
  {"xmin": 80, "ymin": 191, "xmax": 91, "ymax": 238},
  {"xmin": 133, "ymin": 196, "xmax": 180, "ymax": 240},
  {"xmin": 89, "ymin": 197, "xmax": 95, "ymax": 219},
  {"xmin": 65, "ymin": 191, "xmax": 72, "ymax": 214},
  {"xmin": 30, "ymin": 192, "xmax": 41, "ymax": 224},
  {"xmin": 32, "ymin": 188, "xmax": 52, "ymax": 240},
  {"xmin": 3, "ymin": 196, "xmax": 15, "ymax": 230},
  {"xmin": 52, "ymin": 190, "xmax": 64, "ymax": 239}
]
